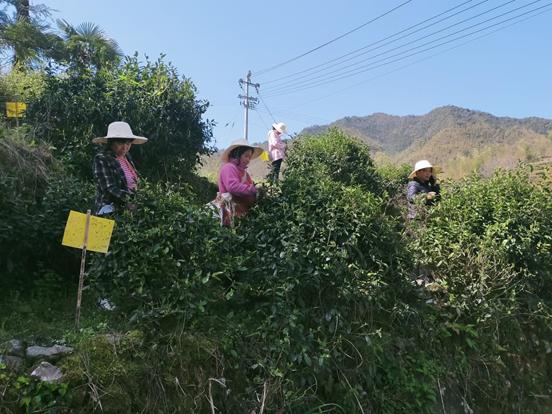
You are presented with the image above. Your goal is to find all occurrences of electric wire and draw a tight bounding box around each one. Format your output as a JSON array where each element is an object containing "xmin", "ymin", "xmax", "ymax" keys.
[
  {"xmin": 262, "ymin": 0, "xmax": 519, "ymax": 94},
  {"xmin": 264, "ymin": 1, "xmax": 550, "ymax": 98},
  {"xmin": 257, "ymin": 90, "xmax": 277, "ymax": 123},
  {"xmin": 253, "ymin": 0, "xmax": 414, "ymax": 77},
  {"xmin": 261, "ymin": 0, "xmax": 484, "ymax": 86},
  {"xmin": 253, "ymin": 108, "xmax": 271, "ymax": 133},
  {"xmin": 277, "ymin": 4, "xmax": 552, "ymax": 110}
]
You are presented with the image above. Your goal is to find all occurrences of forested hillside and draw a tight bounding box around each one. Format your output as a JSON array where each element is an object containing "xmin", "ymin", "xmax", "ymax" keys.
[{"xmin": 301, "ymin": 105, "xmax": 552, "ymax": 177}]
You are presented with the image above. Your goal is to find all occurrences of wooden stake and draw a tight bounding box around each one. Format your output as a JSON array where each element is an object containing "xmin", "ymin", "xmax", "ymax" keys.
[{"xmin": 75, "ymin": 210, "xmax": 91, "ymax": 330}]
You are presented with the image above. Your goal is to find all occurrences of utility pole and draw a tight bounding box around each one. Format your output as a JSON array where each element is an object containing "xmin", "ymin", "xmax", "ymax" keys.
[{"xmin": 238, "ymin": 70, "xmax": 259, "ymax": 141}]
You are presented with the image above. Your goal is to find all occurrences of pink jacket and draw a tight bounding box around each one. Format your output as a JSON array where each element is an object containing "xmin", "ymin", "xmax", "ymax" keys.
[
  {"xmin": 218, "ymin": 161, "xmax": 257, "ymax": 196},
  {"xmin": 268, "ymin": 130, "xmax": 286, "ymax": 161}
]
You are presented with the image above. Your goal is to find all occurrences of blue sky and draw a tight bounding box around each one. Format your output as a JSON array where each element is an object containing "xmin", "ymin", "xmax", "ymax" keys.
[{"xmin": 42, "ymin": 0, "xmax": 552, "ymax": 149}]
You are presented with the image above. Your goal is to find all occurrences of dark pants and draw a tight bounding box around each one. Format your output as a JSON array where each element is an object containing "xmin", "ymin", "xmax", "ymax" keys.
[{"xmin": 270, "ymin": 158, "xmax": 283, "ymax": 182}]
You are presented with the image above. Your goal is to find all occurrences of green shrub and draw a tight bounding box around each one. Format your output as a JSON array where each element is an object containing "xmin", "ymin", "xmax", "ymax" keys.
[
  {"xmin": 0, "ymin": 363, "xmax": 72, "ymax": 414},
  {"xmin": 0, "ymin": 145, "xmax": 93, "ymax": 292},
  {"xmin": 8, "ymin": 128, "xmax": 550, "ymax": 412},
  {"xmin": 413, "ymin": 168, "xmax": 552, "ymax": 297},
  {"xmin": 410, "ymin": 168, "xmax": 552, "ymax": 412},
  {"xmin": 287, "ymin": 128, "xmax": 383, "ymax": 195},
  {"xmin": 27, "ymin": 55, "xmax": 214, "ymax": 181},
  {"xmin": 86, "ymin": 130, "xmax": 441, "ymax": 412},
  {"xmin": 227, "ymin": 174, "xmax": 433, "ymax": 412},
  {"xmin": 376, "ymin": 162, "xmax": 412, "ymax": 198},
  {"xmin": 0, "ymin": 68, "xmax": 46, "ymax": 117},
  {"xmin": 87, "ymin": 181, "xmax": 238, "ymax": 326}
]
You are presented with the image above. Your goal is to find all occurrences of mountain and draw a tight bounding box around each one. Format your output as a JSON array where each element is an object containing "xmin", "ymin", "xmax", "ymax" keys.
[
  {"xmin": 300, "ymin": 106, "xmax": 552, "ymax": 178},
  {"xmin": 200, "ymin": 106, "xmax": 552, "ymax": 181}
]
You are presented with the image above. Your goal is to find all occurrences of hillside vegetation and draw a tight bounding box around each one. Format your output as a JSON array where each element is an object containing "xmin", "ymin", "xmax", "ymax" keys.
[
  {"xmin": 2, "ymin": 127, "xmax": 552, "ymax": 413},
  {"xmin": 301, "ymin": 106, "xmax": 552, "ymax": 178},
  {"xmin": 1, "ymin": 3, "xmax": 552, "ymax": 412}
]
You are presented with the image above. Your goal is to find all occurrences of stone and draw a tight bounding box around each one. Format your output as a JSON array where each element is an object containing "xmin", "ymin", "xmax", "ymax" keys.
[
  {"xmin": 31, "ymin": 361, "xmax": 63, "ymax": 383},
  {"xmin": 26, "ymin": 345, "xmax": 73, "ymax": 360},
  {"xmin": 104, "ymin": 333, "xmax": 124, "ymax": 346},
  {"xmin": 4, "ymin": 355, "xmax": 23, "ymax": 372},
  {"xmin": 6, "ymin": 339, "xmax": 25, "ymax": 357},
  {"xmin": 0, "ymin": 355, "xmax": 24, "ymax": 372}
]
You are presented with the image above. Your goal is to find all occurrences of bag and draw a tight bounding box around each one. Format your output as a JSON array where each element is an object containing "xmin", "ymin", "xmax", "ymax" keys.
[{"xmin": 207, "ymin": 192, "xmax": 236, "ymax": 227}]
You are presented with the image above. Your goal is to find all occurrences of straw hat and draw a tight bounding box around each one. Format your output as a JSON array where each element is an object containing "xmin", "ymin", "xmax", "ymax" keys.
[
  {"xmin": 92, "ymin": 121, "xmax": 148, "ymax": 145},
  {"xmin": 221, "ymin": 139, "xmax": 263, "ymax": 163},
  {"xmin": 272, "ymin": 122, "xmax": 287, "ymax": 134},
  {"xmin": 408, "ymin": 160, "xmax": 442, "ymax": 180}
]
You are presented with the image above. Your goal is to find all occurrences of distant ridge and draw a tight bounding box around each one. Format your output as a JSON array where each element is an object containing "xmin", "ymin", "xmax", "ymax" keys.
[
  {"xmin": 299, "ymin": 106, "xmax": 552, "ymax": 178},
  {"xmin": 200, "ymin": 106, "xmax": 552, "ymax": 180}
]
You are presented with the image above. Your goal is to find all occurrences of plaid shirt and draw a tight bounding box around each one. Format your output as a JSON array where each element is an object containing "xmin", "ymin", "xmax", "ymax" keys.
[{"xmin": 93, "ymin": 149, "xmax": 138, "ymax": 214}]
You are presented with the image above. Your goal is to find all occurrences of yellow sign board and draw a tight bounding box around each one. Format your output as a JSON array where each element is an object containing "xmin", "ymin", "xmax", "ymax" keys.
[
  {"xmin": 62, "ymin": 210, "xmax": 115, "ymax": 254},
  {"xmin": 260, "ymin": 150, "xmax": 270, "ymax": 161},
  {"xmin": 6, "ymin": 102, "xmax": 27, "ymax": 118}
]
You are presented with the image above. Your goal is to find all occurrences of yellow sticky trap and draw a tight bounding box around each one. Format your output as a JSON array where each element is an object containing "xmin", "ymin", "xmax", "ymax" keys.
[
  {"xmin": 260, "ymin": 151, "xmax": 269, "ymax": 161},
  {"xmin": 6, "ymin": 102, "xmax": 27, "ymax": 118},
  {"xmin": 62, "ymin": 211, "xmax": 115, "ymax": 254}
]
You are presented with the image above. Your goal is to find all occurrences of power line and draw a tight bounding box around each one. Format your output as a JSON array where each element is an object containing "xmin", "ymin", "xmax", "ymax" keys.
[
  {"xmin": 261, "ymin": 0, "xmax": 484, "ymax": 86},
  {"xmin": 264, "ymin": 1, "xmax": 550, "ymax": 97},
  {"xmin": 263, "ymin": 106, "xmax": 333, "ymax": 124},
  {"xmin": 253, "ymin": 108, "xmax": 271, "ymax": 132},
  {"xmin": 253, "ymin": 0, "xmax": 414, "ymax": 77},
  {"xmin": 262, "ymin": 0, "xmax": 519, "ymax": 94},
  {"xmin": 285, "ymin": 4, "xmax": 552, "ymax": 111},
  {"xmin": 257, "ymin": 90, "xmax": 277, "ymax": 124}
]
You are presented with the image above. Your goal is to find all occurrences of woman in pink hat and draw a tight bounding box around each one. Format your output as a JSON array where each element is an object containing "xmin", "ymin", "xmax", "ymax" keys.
[
  {"xmin": 215, "ymin": 139, "xmax": 263, "ymax": 226},
  {"xmin": 267, "ymin": 122, "xmax": 287, "ymax": 182}
]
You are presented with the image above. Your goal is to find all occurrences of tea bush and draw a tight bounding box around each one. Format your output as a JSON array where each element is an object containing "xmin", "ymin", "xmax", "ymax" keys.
[
  {"xmin": 7, "ymin": 128, "xmax": 552, "ymax": 413},
  {"xmin": 287, "ymin": 128, "xmax": 383, "ymax": 195},
  {"xmin": 376, "ymin": 162, "xmax": 412, "ymax": 198},
  {"xmin": 87, "ymin": 181, "xmax": 239, "ymax": 326},
  {"xmin": 410, "ymin": 168, "xmax": 552, "ymax": 412},
  {"xmin": 84, "ymin": 131, "xmax": 445, "ymax": 412},
  {"xmin": 225, "ymin": 174, "xmax": 436, "ymax": 412}
]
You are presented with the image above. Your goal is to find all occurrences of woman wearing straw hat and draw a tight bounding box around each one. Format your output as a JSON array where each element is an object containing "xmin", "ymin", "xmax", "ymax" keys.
[
  {"xmin": 267, "ymin": 122, "xmax": 287, "ymax": 182},
  {"xmin": 406, "ymin": 160, "xmax": 441, "ymax": 219},
  {"xmin": 92, "ymin": 121, "xmax": 148, "ymax": 216},
  {"xmin": 215, "ymin": 139, "xmax": 263, "ymax": 226}
]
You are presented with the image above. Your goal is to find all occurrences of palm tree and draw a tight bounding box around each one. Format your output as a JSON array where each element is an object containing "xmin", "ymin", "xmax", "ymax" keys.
[
  {"xmin": 0, "ymin": 0, "xmax": 59, "ymax": 68},
  {"xmin": 57, "ymin": 19, "xmax": 123, "ymax": 71}
]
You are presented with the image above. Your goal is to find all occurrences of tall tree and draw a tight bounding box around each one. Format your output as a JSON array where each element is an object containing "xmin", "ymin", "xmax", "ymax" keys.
[
  {"xmin": 15, "ymin": 0, "xmax": 29, "ymax": 21},
  {"xmin": 57, "ymin": 19, "xmax": 123, "ymax": 71},
  {"xmin": 0, "ymin": 0, "xmax": 58, "ymax": 67}
]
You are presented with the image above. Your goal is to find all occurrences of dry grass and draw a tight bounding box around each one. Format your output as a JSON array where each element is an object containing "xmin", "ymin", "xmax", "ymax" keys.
[{"xmin": 0, "ymin": 130, "xmax": 54, "ymax": 199}]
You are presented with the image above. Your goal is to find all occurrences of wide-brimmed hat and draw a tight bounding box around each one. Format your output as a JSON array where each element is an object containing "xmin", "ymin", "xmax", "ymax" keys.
[
  {"xmin": 221, "ymin": 139, "xmax": 263, "ymax": 163},
  {"xmin": 272, "ymin": 122, "xmax": 287, "ymax": 134},
  {"xmin": 408, "ymin": 160, "xmax": 442, "ymax": 180},
  {"xmin": 92, "ymin": 121, "xmax": 148, "ymax": 145}
]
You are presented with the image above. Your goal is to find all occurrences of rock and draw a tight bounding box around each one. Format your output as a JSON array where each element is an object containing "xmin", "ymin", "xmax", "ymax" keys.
[
  {"xmin": 31, "ymin": 361, "xmax": 63, "ymax": 383},
  {"xmin": 104, "ymin": 333, "xmax": 123, "ymax": 346},
  {"xmin": 0, "ymin": 355, "xmax": 24, "ymax": 372},
  {"xmin": 26, "ymin": 345, "xmax": 73, "ymax": 360},
  {"xmin": 5, "ymin": 339, "xmax": 25, "ymax": 357}
]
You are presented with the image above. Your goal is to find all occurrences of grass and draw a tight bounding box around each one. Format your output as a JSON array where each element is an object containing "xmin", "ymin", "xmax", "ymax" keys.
[{"xmin": 0, "ymin": 283, "xmax": 125, "ymax": 346}]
